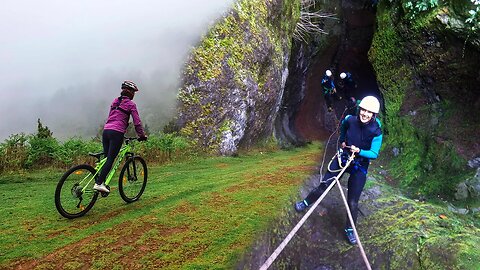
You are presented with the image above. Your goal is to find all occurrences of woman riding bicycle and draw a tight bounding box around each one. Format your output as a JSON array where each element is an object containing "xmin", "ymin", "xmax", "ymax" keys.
[{"xmin": 93, "ymin": 80, "xmax": 147, "ymax": 193}]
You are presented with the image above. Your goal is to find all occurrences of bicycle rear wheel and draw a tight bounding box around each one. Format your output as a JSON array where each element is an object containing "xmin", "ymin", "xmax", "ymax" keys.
[
  {"xmin": 55, "ymin": 164, "xmax": 99, "ymax": 218},
  {"xmin": 118, "ymin": 156, "xmax": 148, "ymax": 203}
]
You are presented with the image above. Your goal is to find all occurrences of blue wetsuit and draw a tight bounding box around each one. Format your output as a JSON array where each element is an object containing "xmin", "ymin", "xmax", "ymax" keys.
[
  {"xmin": 341, "ymin": 72, "xmax": 357, "ymax": 98},
  {"xmin": 321, "ymin": 75, "xmax": 338, "ymax": 109},
  {"xmin": 304, "ymin": 115, "xmax": 382, "ymax": 229}
]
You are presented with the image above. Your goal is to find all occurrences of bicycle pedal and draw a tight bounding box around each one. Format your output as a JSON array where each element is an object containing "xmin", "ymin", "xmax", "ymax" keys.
[{"xmin": 101, "ymin": 185, "xmax": 111, "ymax": 197}]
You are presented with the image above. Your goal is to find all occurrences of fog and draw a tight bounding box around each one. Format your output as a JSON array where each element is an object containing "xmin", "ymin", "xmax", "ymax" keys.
[{"xmin": 0, "ymin": 0, "xmax": 234, "ymax": 140}]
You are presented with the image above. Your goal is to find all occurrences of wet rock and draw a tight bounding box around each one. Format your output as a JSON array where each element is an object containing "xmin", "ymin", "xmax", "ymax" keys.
[
  {"xmin": 447, "ymin": 203, "xmax": 469, "ymax": 215},
  {"xmin": 436, "ymin": 11, "xmax": 480, "ymax": 49},
  {"xmin": 467, "ymin": 157, "xmax": 480, "ymax": 168},
  {"xmin": 456, "ymin": 168, "xmax": 480, "ymax": 200},
  {"xmin": 430, "ymin": 115, "xmax": 439, "ymax": 126},
  {"xmin": 378, "ymin": 169, "xmax": 388, "ymax": 175},
  {"xmin": 392, "ymin": 147, "xmax": 400, "ymax": 157},
  {"xmin": 363, "ymin": 186, "xmax": 382, "ymax": 200},
  {"xmin": 454, "ymin": 182, "xmax": 469, "ymax": 200},
  {"xmin": 466, "ymin": 168, "xmax": 480, "ymax": 198}
]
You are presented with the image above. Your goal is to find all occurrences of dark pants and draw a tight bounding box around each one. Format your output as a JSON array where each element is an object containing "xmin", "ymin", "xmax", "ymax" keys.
[
  {"xmin": 343, "ymin": 86, "xmax": 354, "ymax": 99},
  {"xmin": 97, "ymin": 129, "xmax": 124, "ymax": 184},
  {"xmin": 304, "ymin": 156, "xmax": 368, "ymax": 229},
  {"xmin": 324, "ymin": 93, "xmax": 333, "ymax": 109}
]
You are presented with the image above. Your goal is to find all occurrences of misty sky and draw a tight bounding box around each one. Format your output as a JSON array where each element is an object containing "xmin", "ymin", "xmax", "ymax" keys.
[{"xmin": 0, "ymin": 0, "xmax": 234, "ymax": 140}]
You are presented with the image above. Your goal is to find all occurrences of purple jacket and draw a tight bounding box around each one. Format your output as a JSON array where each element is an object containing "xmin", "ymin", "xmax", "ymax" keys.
[{"xmin": 104, "ymin": 96, "xmax": 145, "ymax": 137}]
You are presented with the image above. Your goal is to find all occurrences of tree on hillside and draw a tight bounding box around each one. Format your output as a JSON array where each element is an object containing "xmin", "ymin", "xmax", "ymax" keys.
[{"xmin": 36, "ymin": 118, "xmax": 53, "ymax": 138}]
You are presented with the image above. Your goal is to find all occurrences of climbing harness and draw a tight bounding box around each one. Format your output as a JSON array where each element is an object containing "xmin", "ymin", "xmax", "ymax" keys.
[
  {"xmin": 327, "ymin": 148, "xmax": 349, "ymax": 172},
  {"xmin": 259, "ymin": 108, "xmax": 373, "ymax": 270},
  {"xmin": 327, "ymin": 147, "xmax": 368, "ymax": 175}
]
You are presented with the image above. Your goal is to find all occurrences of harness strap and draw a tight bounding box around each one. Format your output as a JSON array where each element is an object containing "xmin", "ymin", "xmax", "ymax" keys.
[
  {"xmin": 111, "ymin": 96, "xmax": 130, "ymax": 116},
  {"xmin": 352, "ymin": 160, "xmax": 368, "ymax": 175},
  {"xmin": 329, "ymin": 150, "xmax": 368, "ymax": 174},
  {"xmin": 323, "ymin": 86, "xmax": 334, "ymax": 94}
]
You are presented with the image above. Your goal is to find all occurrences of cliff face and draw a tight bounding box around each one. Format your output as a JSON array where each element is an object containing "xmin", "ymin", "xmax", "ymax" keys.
[
  {"xmin": 177, "ymin": 0, "xmax": 300, "ymax": 155},
  {"xmin": 369, "ymin": 1, "xmax": 480, "ymax": 196}
]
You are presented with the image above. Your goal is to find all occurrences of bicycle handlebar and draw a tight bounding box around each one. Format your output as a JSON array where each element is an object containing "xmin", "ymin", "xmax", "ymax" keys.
[{"xmin": 124, "ymin": 137, "xmax": 139, "ymax": 145}]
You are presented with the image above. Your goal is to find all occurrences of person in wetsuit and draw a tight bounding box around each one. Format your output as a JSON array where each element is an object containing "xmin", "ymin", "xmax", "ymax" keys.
[
  {"xmin": 321, "ymin": 69, "xmax": 341, "ymax": 112},
  {"xmin": 339, "ymin": 72, "xmax": 357, "ymax": 99},
  {"xmin": 294, "ymin": 96, "xmax": 383, "ymax": 245}
]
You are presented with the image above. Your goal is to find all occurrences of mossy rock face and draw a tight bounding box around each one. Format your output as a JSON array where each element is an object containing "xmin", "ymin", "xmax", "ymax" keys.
[
  {"xmin": 177, "ymin": 0, "xmax": 300, "ymax": 155},
  {"xmin": 370, "ymin": 1, "xmax": 480, "ymax": 197},
  {"xmin": 360, "ymin": 187, "xmax": 480, "ymax": 269}
]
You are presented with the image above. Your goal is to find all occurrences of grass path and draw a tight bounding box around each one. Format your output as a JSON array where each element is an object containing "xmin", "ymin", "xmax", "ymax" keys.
[{"xmin": 0, "ymin": 143, "xmax": 321, "ymax": 269}]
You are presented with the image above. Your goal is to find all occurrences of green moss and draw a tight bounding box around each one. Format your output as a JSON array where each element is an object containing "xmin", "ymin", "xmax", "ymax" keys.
[
  {"xmin": 370, "ymin": 2, "xmax": 474, "ymax": 198},
  {"xmin": 363, "ymin": 189, "xmax": 480, "ymax": 269},
  {"xmin": 178, "ymin": 0, "xmax": 301, "ymax": 153}
]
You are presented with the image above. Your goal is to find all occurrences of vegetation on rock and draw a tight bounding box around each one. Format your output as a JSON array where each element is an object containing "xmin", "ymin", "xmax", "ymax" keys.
[
  {"xmin": 369, "ymin": 0, "xmax": 480, "ymax": 198},
  {"xmin": 177, "ymin": 0, "xmax": 301, "ymax": 155}
]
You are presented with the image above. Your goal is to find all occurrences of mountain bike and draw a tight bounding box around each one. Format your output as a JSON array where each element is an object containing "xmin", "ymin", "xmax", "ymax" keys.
[{"xmin": 55, "ymin": 137, "xmax": 148, "ymax": 219}]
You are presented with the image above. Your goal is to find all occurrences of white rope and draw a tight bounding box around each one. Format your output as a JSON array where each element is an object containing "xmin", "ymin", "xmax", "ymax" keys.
[
  {"xmin": 334, "ymin": 170, "xmax": 372, "ymax": 270},
  {"xmin": 318, "ymin": 107, "xmax": 347, "ymax": 183},
  {"xmin": 258, "ymin": 176, "xmax": 338, "ymax": 270},
  {"xmin": 258, "ymin": 152, "xmax": 373, "ymax": 270}
]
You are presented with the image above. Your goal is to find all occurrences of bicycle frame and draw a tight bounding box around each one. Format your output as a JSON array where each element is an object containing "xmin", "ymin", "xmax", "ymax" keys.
[{"xmin": 79, "ymin": 143, "xmax": 133, "ymax": 193}]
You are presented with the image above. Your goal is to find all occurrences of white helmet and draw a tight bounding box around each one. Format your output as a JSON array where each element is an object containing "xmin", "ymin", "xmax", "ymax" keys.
[
  {"xmin": 121, "ymin": 80, "xmax": 139, "ymax": 92},
  {"xmin": 325, "ymin": 70, "xmax": 332, "ymax": 77},
  {"xmin": 359, "ymin": 96, "xmax": 380, "ymax": 114},
  {"xmin": 340, "ymin": 72, "xmax": 347, "ymax": 79}
]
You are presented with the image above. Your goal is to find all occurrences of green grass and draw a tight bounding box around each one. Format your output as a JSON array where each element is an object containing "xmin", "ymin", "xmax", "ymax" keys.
[{"xmin": 0, "ymin": 143, "xmax": 320, "ymax": 269}]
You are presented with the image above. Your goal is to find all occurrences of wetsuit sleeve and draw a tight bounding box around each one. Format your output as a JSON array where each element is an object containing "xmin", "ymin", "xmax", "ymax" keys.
[
  {"xmin": 130, "ymin": 103, "xmax": 145, "ymax": 138},
  {"xmin": 359, "ymin": 133, "xmax": 382, "ymax": 159},
  {"xmin": 339, "ymin": 115, "xmax": 351, "ymax": 143}
]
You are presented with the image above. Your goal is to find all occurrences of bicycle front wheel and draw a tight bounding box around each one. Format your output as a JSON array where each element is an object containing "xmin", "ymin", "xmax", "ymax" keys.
[
  {"xmin": 118, "ymin": 156, "xmax": 148, "ymax": 203},
  {"xmin": 55, "ymin": 164, "xmax": 99, "ymax": 218}
]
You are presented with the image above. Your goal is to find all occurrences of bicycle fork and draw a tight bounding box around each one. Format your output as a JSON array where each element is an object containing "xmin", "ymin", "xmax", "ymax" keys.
[{"xmin": 125, "ymin": 153, "xmax": 137, "ymax": 182}]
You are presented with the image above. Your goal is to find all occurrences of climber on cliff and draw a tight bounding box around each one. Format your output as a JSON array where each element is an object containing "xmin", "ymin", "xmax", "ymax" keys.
[
  {"xmin": 294, "ymin": 96, "xmax": 383, "ymax": 245},
  {"xmin": 339, "ymin": 72, "xmax": 358, "ymax": 99},
  {"xmin": 321, "ymin": 69, "xmax": 341, "ymax": 112}
]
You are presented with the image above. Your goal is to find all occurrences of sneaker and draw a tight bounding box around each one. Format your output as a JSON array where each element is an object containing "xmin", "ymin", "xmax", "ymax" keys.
[
  {"xmin": 93, "ymin": 183, "xmax": 110, "ymax": 193},
  {"xmin": 345, "ymin": 228, "xmax": 357, "ymax": 245},
  {"xmin": 294, "ymin": 200, "xmax": 308, "ymax": 212}
]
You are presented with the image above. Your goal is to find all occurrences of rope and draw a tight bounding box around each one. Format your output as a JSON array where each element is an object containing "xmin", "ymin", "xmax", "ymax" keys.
[
  {"xmin": 335, "ymin": 173, "xmax": 372, "ymax": 270},
  {"xmin": 258, "ymin": 174, "xmax": 338, "ymax": 270},
  {"xmin": 259, "ymin": 151, "xmax": 373, "ymax": 270},
  {"xmin": 318, "ymin": 106, "xmax": 347, "ymax": 183}
]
